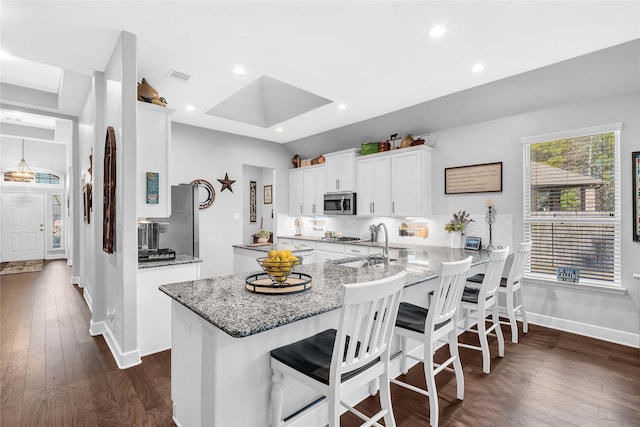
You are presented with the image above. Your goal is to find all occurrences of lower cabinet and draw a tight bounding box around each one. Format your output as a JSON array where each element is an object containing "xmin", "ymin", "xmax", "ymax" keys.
[{"xmin": 137, "ymin": 261, "xmax": 200, "ymax": 356}]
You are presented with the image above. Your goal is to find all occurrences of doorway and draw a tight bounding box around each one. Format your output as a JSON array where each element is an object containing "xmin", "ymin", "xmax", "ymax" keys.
[{"xmin": 1, "ymin": 192, "xmax": 45, "ymax": 262}]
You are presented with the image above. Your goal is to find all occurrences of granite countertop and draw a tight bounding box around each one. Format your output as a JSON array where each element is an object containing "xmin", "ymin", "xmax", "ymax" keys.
[
  {"xmin": 138, "ymin": 254, "xmax": 202, "ymax": 269},
  {"xmin": 159, "ymin": 246, "xmax": 490, "ymax": 338},
  {"xmin": 278, "ymin": 235, "xmax": 428, "ymax": 250},
  {"xmin": 232, "ymin": 243, "xmax": 315, "ymax": 253}
]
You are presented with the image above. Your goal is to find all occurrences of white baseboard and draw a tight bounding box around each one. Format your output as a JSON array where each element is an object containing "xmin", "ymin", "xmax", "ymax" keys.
[
  {"xmin": 71, "ymin": 275, "xmax": 80, "ymax": 285},
  {"xmin": 83, "ymin": 287, "xmax": 93, "ymax": 313},
  {"xmin": 527, "ymin": 312, "xmax": 639, "ymax": 348},
  {"xmin": 89, "ymin": 319, "xmax": 142, "ymax": 369}
]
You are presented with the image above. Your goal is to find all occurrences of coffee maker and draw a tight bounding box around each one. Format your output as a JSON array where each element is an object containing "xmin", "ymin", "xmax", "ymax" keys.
[{"xmin": 138, "ymin": 220, "xmax": 175, "ymax": 261}]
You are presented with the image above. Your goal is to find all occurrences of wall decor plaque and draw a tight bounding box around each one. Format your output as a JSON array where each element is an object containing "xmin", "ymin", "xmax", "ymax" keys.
[
  {"xmin": 264, "ymin": 184, "xmax": 272, "ymax": 204},
  {"xmin": 445, "ymin": 161, "xmax": 503, "ymax": 194},
  {"xmin": 249, "ymin": 180, "xmax": 257, "ymax": 223},
  {"xmin": 146, "ymin": 172, "xmax": 159, "ymax": 204},
  {"xmin": 190, "ymin": 179, "xmax": 215, "ymax": 210},
  {"xmin": 103, "ymin": 126, "xmax": 116, "ymax": 253},
  {"xmin": 633, "ymin": 151, "xmax": 640, "ymax": 242}
]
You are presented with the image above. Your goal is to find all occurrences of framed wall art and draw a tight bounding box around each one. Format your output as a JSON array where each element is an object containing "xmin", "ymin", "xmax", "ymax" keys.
[
  {"xmin": 264, "ymin": 184, "xmax": 272, "ymax": 204},
  {"xmin": 445, "ymin": 161, "xmax": 503, "ymax": 194},
  {"xmin": 103, "ymin": 126, "xmax": 116, "ymax": 253},
  {"xmin": 633, "ymin": 151, "xmax": 640, "ymax": 242},
  {"xmin": 249, "ymin": 180, "xmax": 257, "ymax": 223}
]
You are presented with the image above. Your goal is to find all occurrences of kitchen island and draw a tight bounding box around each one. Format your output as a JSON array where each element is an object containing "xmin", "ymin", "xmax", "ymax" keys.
[{"xmin": 160, "ymin": 246, "xmax": 490, "ymax": 426}]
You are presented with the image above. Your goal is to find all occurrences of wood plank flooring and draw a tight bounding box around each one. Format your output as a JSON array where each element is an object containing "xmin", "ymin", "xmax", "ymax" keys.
[{"xmin": 2, "ymin": 260, "xmax": 639, "ymax": 426}]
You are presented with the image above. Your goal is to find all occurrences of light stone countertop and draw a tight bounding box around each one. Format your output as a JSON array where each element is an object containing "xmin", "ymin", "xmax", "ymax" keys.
[
  {"xmin": 138, "ymin": 254, "xmax": 202, "ymax": 269},
  {"xmin": 159, "ymin": 246, "xmax": 490, "ymax": 338}
]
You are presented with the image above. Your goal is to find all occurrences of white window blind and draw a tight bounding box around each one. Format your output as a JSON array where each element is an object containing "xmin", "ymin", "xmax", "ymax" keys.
[{"xmin": 522, "ymin": 123, "xmax": 621, "ymax": 287}]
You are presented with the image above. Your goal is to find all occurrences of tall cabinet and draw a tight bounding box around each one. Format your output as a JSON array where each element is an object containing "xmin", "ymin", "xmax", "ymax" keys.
[
  {"xmin": 137, "ymin": 102, "xmax": 174, "ymax": 218},
  {"xmin": 288, "ymin": 164, "xmax": 325, "ymax": 216},
  {"xmin": 390, "ymin": 146, "xmax": 432, "ymax": 217},
  {"xmin": 324, "ymin": 148, "xmax": 357, "ymax": 193}
]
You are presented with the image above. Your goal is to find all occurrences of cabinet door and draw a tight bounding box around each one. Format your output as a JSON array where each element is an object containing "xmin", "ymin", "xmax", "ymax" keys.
[
  {"xmin": 391, "ymin": 151, "xmax": 423, "ymax": 217},
  {"xmin": 303, "ymin": 167, "xmax": 325, "ymax": 215},
  {"xmin": 288, "ymin": 170, "xmax": 304, "ymax": 216},
  {"xmin": 356, "ymin": 159, "xmax": 375, "ymax": 216},
  {"xmin": 325, "ymin": 152, "xmax": 355, "ymax": 192},
  {"xmin": 357, "ymin": 156, "xmax": 390, "ymax": 216},
  {"xmin": 137, "ymin": 103, "xmax": 174, "ymax": 218}
]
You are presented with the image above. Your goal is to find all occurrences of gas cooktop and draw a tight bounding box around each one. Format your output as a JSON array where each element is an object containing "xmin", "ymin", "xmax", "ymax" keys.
[{"xmin": 321, "ymin": 236, "xmax": 361, "ymax": 242}]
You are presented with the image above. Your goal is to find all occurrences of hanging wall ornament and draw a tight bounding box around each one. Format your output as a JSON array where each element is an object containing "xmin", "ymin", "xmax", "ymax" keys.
[
  {"xmin": 103, "ymin": 126, "xmax": 117, "ymax": 253},
  {"xmin": 217, "ymin": 172, "xmax": 236, "ymax": 192}
]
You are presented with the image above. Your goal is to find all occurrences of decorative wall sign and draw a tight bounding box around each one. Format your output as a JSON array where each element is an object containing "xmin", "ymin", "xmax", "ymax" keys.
[
  {"xmin": 557, "ymin": 267, "xmax": 580, "ymax": 283},
  {"xmin": 190, "ymin": 179, "xmax": 215, "ymax": 209},
  {"xmin": 264, "ymin": 185, "xmax": 272, "ymax": 204},
  {"xmin": 83, "ymin": 183, "xmax": 92, "ymax": 224},
  {"xmin": 633, "ymin": 151, "xmax": 640, "ymax": 242},
  {"xmin": 103, "ymin": 126, "xmax": 116, "ymax": 253},
  {"xmin": 146, "ymin": 172, "xmax": 159, "ymax": 204},
  {"xmin": 249, "ymin": 181, "xmax": 257, "ymax": 223},
  {"xmin": 217, "ymin": 172, "xmax": 236, "ymax": 192},
  {"xmin": 445, "ymin": 161, "xmax": 503, "ymax": 194}
]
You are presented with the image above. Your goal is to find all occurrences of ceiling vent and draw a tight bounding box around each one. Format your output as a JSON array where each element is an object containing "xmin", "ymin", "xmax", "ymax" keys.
[{"xmin": 166, "ymin": 69, "xmax": 191, "ymax": 82}]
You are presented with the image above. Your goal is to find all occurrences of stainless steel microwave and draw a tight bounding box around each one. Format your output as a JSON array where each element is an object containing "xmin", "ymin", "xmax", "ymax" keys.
[{"xmin": 324, "ymin": 192, "xmax": 357, "ymax": 215}]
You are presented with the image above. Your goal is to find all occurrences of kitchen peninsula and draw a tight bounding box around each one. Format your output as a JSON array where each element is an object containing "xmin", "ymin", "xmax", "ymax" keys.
[{"xmin": 160, "ymin": 246, "xmax": 490, "ymax": 426}]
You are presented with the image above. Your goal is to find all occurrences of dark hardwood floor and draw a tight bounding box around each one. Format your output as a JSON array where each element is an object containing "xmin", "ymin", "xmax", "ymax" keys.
[{"xmin": 2, "ymin": 260, "xmax": 638, "ymax": 426}]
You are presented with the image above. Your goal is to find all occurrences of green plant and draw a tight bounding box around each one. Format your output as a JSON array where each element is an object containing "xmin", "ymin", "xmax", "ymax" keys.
[
  {"xmin": 255, "ymin": 229, "xmax": 270, "ymax": 238},
  {"xmin": 444, "ymin": 210, "xmax": 474, "ymax": 233}
]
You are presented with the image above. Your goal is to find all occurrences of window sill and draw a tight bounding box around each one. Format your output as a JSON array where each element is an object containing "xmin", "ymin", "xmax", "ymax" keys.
[{"xmin": 524, "ymin": 275, "xmax": 628, "ymax": 296}]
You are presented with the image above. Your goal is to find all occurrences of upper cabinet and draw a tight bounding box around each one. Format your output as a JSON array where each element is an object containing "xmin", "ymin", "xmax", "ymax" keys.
[
  {"xmin": 356, "ymin": 145, "xmax": 432, "ymax": 218},
  {"xmin": 325, "ymin": 148, "xmax": 357, "ymax": 192},
  {"xmin": 390, "ymin": 146, "xmax": 432, "ymax": 217},
  {"xmin": 289, "ymin": 164, "xmax": 325, "ymax": 216},
  {"xmin": 356, "ymin": 155, "xmax": 391, "ymax": 217},
  {"xmin": 137, "ymin": 102, "xmax": 174, "ymax": 218}
]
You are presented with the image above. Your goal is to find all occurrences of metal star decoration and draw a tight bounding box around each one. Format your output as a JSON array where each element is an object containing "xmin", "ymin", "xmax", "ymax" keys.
[{"xmin": 217, "ymin": 172, "xmax": 236, "ymax": 192}]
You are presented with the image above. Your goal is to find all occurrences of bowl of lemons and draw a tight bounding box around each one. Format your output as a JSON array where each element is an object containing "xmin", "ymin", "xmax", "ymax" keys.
[{"xmin": 257, "ymin": 250, "xmax": 299, "ymax": 284}]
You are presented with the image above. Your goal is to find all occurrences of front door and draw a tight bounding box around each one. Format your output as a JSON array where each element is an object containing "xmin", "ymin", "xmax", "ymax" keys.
[{"xmin": 1, "ymin": 192, "xmax": 45, "ymax": 262}]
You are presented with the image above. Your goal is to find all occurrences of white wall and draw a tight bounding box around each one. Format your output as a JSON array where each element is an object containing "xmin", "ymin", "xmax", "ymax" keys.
[{"xmin": 171, "ymin": 123, "xmax": 292, "ymax": 278}]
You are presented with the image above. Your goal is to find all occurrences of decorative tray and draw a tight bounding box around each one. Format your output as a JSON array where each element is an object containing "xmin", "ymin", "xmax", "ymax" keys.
[{"xmin": 245, "ymin": 272, "xmax": 312, "ymax": 295}]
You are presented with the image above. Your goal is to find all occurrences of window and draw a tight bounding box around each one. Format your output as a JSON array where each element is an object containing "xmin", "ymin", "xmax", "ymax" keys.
[
  {"xmin": 522, "ymin": 123, "xmax": 621, "ymax": 287},
  {"xmin": 51, "ymin": 194, "xmax": 63, "ymax": 249}
]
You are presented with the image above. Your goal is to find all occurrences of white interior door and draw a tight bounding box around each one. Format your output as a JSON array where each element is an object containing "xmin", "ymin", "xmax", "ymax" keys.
[{"xmin": 1, "ymin": 192, "xmax": 45, "ymax": 262}]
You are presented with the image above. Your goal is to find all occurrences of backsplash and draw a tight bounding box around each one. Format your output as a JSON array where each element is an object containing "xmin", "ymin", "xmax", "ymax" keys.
[{"xmin": 277, "ymin": 213, "xmax": 513, "ymax": 250}]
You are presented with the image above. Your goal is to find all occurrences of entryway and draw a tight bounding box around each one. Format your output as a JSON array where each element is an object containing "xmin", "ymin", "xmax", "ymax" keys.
[{"xmin": 1, "ymin": 192, "xmax": 45, "ymax": 262}]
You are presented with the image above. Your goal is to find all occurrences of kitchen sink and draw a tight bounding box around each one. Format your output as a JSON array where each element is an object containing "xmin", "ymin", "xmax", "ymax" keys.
[{"xmin": 336, "ymin": 256, "xmax": 398, "ymax": 269}]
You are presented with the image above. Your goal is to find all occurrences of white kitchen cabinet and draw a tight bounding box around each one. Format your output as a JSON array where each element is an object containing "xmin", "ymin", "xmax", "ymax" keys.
[
  {"xmin": 324, "ymin": 148, "xmax": 357, "ymax": 193},
  {"xmin": 288, "ymin": 169, "xmax": 304, "ymax": 216},
  {"xmin": 315, "ymin": 241, "xmax": 345, "ymax": 263},
  {"xmin": 356, "ymin": 155, "xmax": 391, "ymax": 217},
  {"xmin": 137, "ymin": 102, "xmax": 174, "ymax": 218},
  {"xmin": 137, "ymin": 261, "xmax": 200, "ymax": 356},
  {"xmin": 390, "ymin": 146, "xmax": 432, "ymax": 217},
  {"xmin": 288, "ymin": 165, "xmax": 325, "ymax": 216}
]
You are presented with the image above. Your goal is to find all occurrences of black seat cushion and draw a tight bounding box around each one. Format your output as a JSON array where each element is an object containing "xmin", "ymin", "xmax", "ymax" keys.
[
  {"xmin": 395, "ymin": 302, "xmax": 450, "ymax": 334},
  {"xmin": 271, "ymin": 329, "xmax": 379, "ymax": 385},
  {"xmin": 462, "ymin": 286, "xmax": 480, "ymax": 303},
  {"xmin": 467, "ymin": 274, "xmax": 508, "ymax": 287}
]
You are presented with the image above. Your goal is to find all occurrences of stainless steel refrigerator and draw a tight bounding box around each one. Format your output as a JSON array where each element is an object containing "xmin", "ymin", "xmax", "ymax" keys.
[{"xmin": 150, "ymin": 184, "xmax": 199, "ymax": 257}]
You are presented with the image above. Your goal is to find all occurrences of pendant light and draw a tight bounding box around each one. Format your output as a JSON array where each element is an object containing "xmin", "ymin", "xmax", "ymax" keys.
[{"xmin": 5, "ymin": 139, "xmax": 35, "ymax": 182}]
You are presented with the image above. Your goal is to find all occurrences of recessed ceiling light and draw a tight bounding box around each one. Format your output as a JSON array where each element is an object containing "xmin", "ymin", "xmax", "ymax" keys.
[
  {"xmin": 337, "ymin": 103, "xmax": 347, "ymax": 110},
  {"xmin": 429, "ymin": 25, "xmax": 447, "ymax": 38},
  {"xmin": 275, "ymin": 127, "xmax": 284, "ymax": 133},
  {"xmin": 472, "ymin": 63, "xmax": 485, "ymax": 73},
  {"xmin": 186, "ymin": 105, "xmax": 195, "ymax": 112},
  {"xmin": 233, "ymin": 66, "xmax": 246, "ymax": 77}
]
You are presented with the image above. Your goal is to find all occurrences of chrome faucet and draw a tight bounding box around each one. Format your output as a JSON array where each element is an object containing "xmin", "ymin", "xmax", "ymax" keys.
[{"xmin": 375, "ymin": 223, "xmax": 390, "ymax": 264}]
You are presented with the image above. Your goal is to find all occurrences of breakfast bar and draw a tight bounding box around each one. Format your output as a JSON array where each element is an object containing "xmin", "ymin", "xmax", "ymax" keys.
[{"xmin": 159, "ymin": 246, "xmax": 490, "ymax": 426}]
